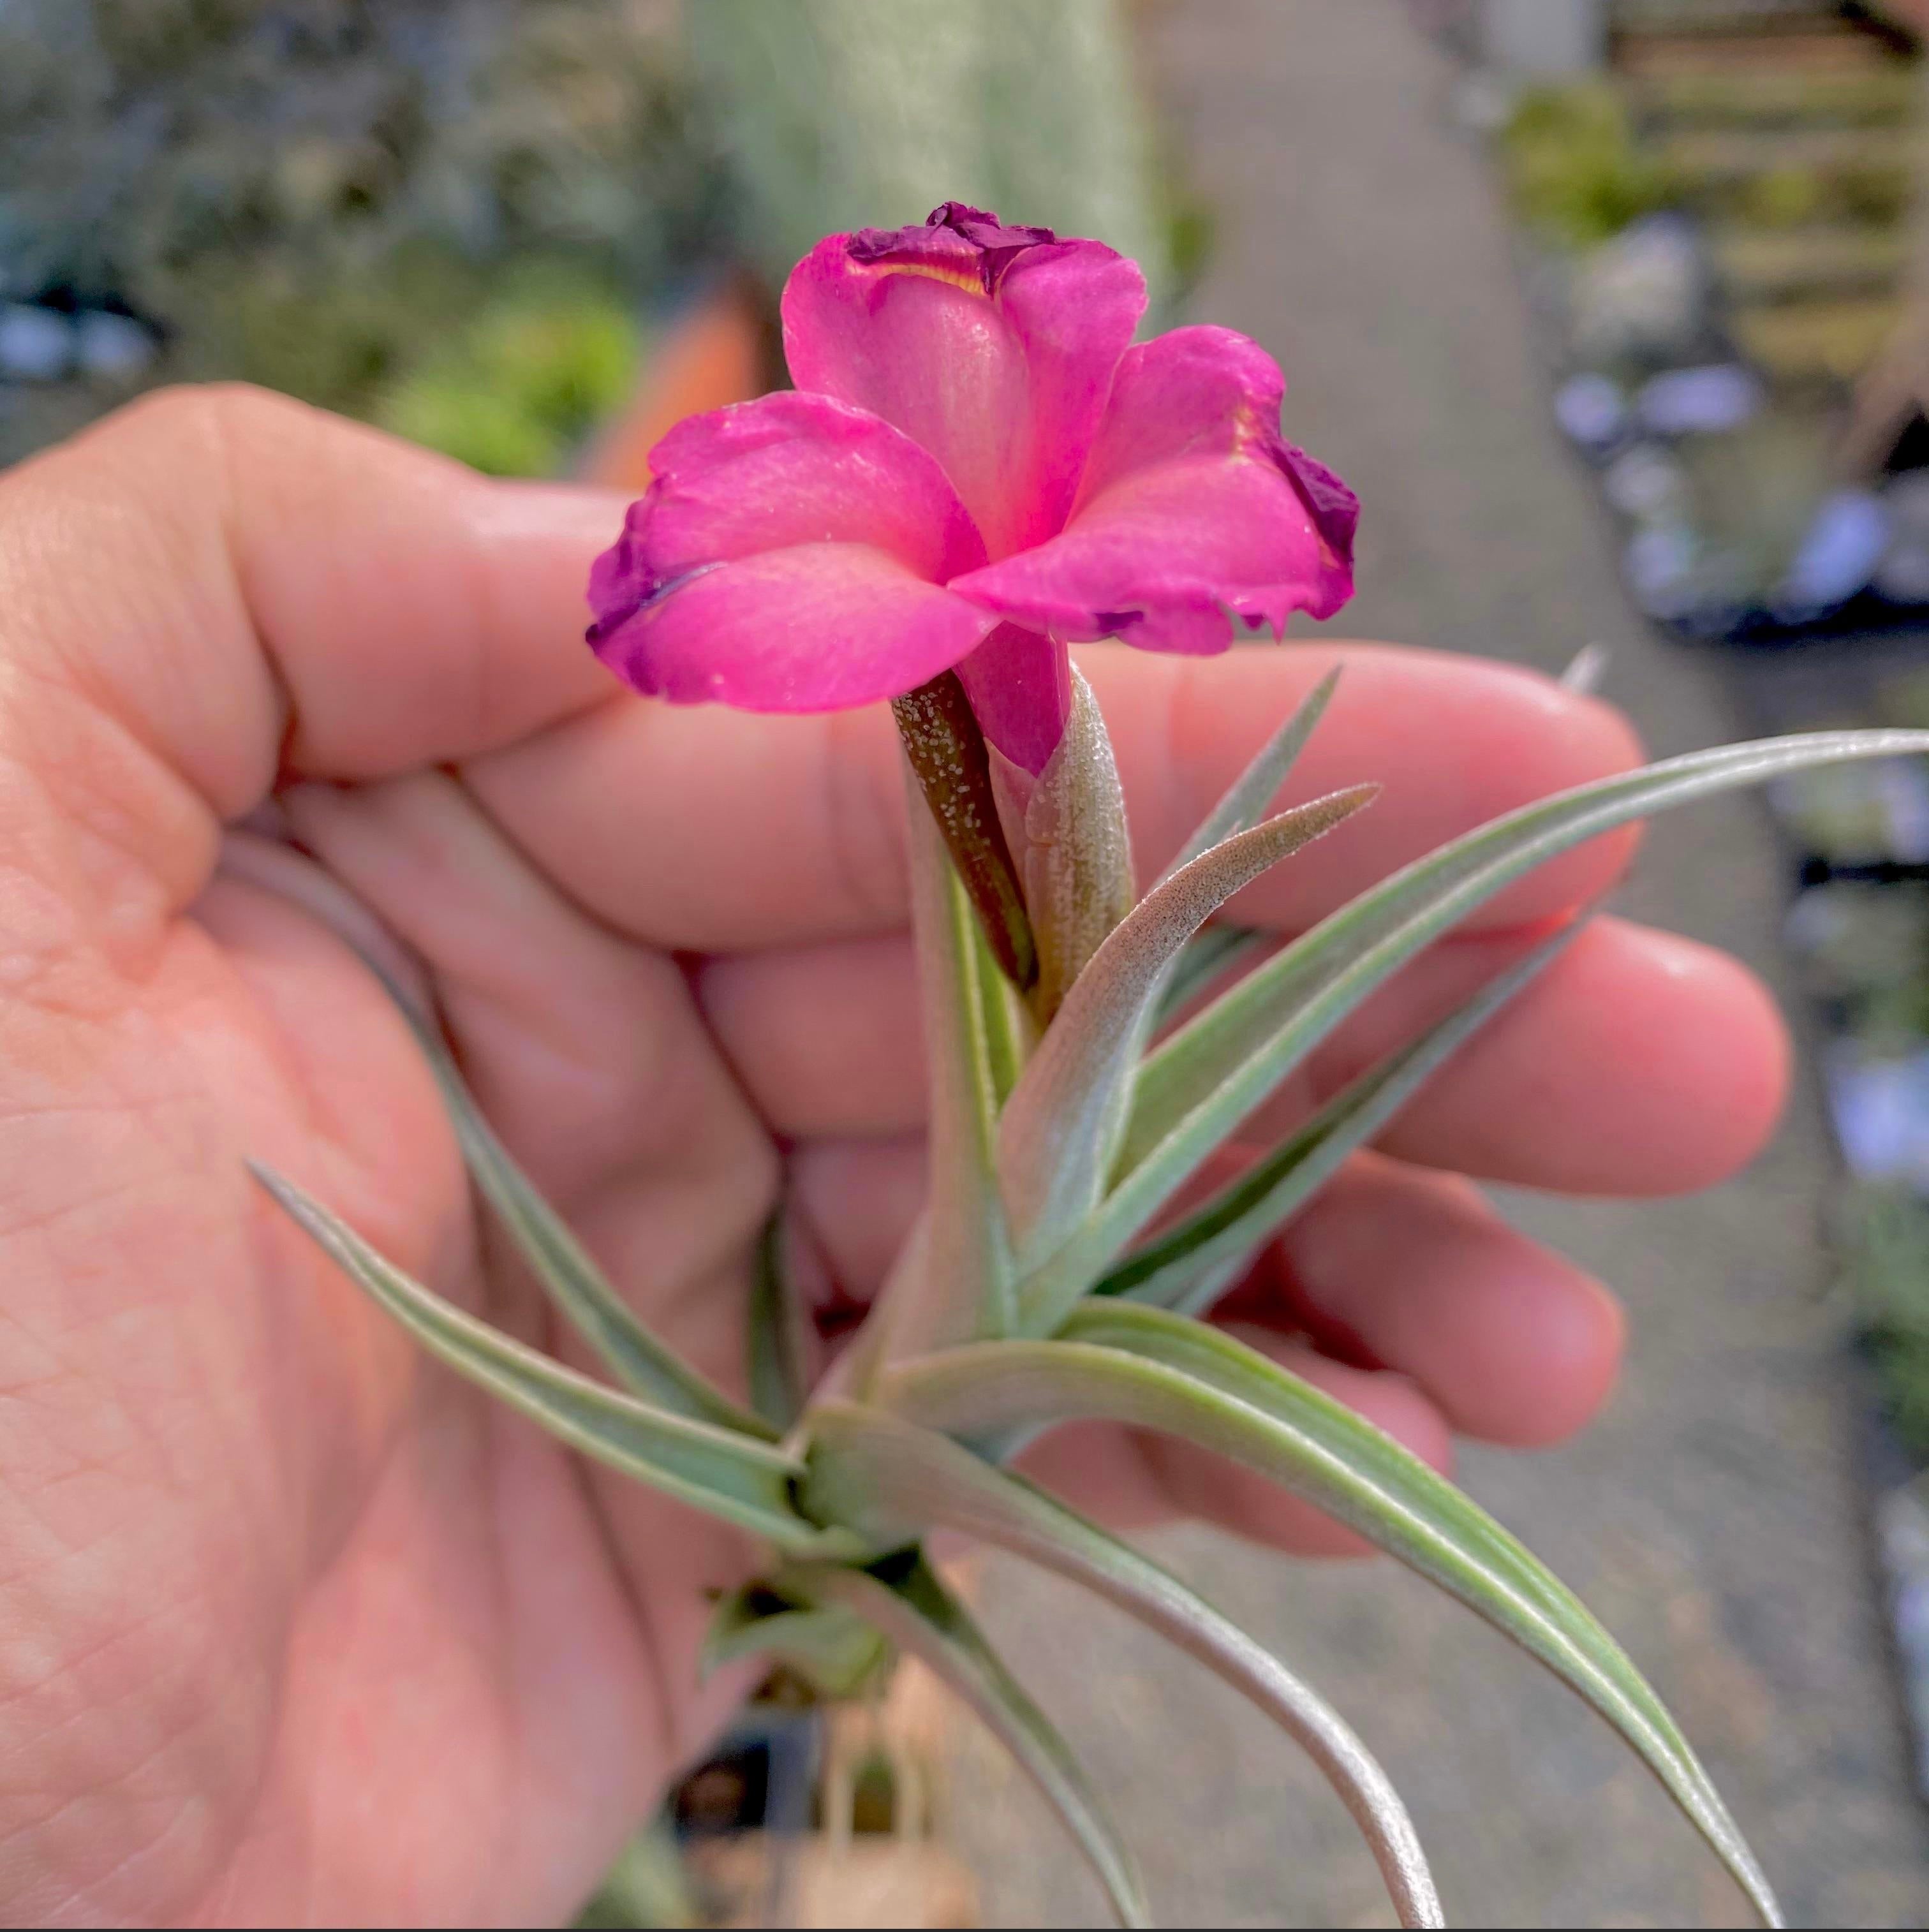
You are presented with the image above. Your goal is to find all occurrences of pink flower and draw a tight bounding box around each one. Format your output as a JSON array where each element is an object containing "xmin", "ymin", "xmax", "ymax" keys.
[{"xmin": 588, "ymin": 203, "xmax": 1357, "ymax": 773}]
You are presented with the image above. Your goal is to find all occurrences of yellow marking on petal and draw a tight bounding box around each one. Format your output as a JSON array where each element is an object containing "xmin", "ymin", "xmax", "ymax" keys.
[
  {"xmin": 1230, "ymin": 401, "xmax": 1273, "ymax": 456},
  {"xmin": 868, "ymin": 260, "xmax": 991, "ymax": 299}
]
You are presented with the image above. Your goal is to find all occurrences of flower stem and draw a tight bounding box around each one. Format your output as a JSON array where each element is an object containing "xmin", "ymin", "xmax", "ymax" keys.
[{"xmin": 892, "ymin": 672, "xmax": 1038, "ymax": 992}]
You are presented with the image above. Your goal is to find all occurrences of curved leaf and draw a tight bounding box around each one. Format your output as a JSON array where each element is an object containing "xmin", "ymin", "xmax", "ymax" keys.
[
  {"xmin": 1098, "ymin": 920, "xmax": 1583, "ymax": 1311},
  {"xmin": 998, "ymin": 788, "xmax": 1375, "ymax": 1267},
  {"xmin": 875, "ymin": 1323, "xmax": 1780, "ymax": 1925},
  {"xmin": 1152, "ymin": 923, "xmax": 1270, "ymax": 1032},
  {"xmin": 251, "ymin": 1163, "xmax": 849, "ymax": 1556},
  {"xmin": 805, "ymin": 1402, "xmax": 1442, "ymax": 1928},
  {"xmin": 1123, "ymin": 731, "xmax": 1929, "ymax": 1177},
  {"xmin": 368, "ymin": 957, "xmax": 774, "ymax": 1439},
  {"xmin": 787, "ymin": 1552, "xmax": 1151, "ymax": 1928},
  {"xmin": 1160, "ymin": 665, "xmax": 1343, "ymax": 881},
  {"xmin": 864, "ymin": 767, "xmax": 1014, "ymax": 1361},
  {"xmin": 1013, "ymin": 730, "xmax": 1929, "ymax": 1332},
  {"xmin": 1010, "ymin": 667, "xmax": 1137, "ymax": 1025}
]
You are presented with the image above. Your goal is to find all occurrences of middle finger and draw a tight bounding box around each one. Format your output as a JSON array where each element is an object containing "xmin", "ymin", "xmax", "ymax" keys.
[{"xmin": 702, "ymin": 913, "xmax": 1786, "ymax": 1195}]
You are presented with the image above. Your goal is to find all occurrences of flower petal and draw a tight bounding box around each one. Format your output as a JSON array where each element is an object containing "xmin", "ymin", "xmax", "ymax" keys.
[
  {"xmin": 781, "ymin": 205, "xmax": 1146, "ymax": 561},
  {"xmin": 587, "ymin": 390, "xmax": 987, "ymax": 646},
  {"xmin": 946, "ymin": 326, "xmax": 1359, "ymax": 653},
  {"xmin": 955, "ymin": 621, "xmax": 1071, "ymax": 775},
  {"xmin": 591, "ymin": 543, "xmax": 997, "ymax": 712}
]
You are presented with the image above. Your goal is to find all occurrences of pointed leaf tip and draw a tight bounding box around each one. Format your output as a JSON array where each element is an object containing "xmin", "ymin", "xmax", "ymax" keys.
[
  {"xmin": 1098, "ymin": 918, "xmax": 1585, "ymax": 1313},
  {"xmin": 1161, "ymin": 664, "xmax": 1345, "ymax": 882},
  {"xmin": 1041, "ymin": 728, "xmax": 1929, "ymax": 1339},
  {"xmin": 998, "ymin": 783, "xmax": 1377, "ymax": 1269},
  {"xmin": 249, "ymin": 1161, "xmax": 847, "ymax": 1555}
]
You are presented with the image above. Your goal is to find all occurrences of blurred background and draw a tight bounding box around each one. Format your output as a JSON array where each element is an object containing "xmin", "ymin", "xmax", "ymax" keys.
[{"xmin": 6, "ymin": 0, "xmax": 1929, "ymax": 1924}]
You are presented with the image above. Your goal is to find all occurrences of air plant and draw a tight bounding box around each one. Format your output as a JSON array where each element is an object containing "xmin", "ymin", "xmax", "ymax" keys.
[{"xmin": 254, "ymin": 205, "xmax": 1929, "ymax": 1927}]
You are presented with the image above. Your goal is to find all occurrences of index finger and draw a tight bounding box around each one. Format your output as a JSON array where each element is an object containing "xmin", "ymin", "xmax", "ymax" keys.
[
  {"xmin": 0, "ymin": 385, "xmax": 619, "ymax": 925},
  {"xmin": 464, "ymin": 641, "xmax": 1645, "ymax": 952},
  {"xmin": 0, "ymin": 386, "xmax": 1641, "ymax": 961}
]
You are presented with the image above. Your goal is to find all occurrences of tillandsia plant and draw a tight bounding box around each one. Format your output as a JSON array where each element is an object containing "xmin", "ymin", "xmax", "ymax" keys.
[{"xmin": 255, "ymin": 205, "xmax": 1929, "ymax": 1928}]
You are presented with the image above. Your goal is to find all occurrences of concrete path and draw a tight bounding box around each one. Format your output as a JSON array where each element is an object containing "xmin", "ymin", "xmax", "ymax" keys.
[{"xmin": 942, "ymin": 4, "xmax": 1929, "ymax": 1924}]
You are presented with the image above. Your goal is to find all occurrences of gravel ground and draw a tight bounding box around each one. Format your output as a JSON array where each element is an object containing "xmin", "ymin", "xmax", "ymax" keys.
[{"xmin": 939, "ymin": 4, "xmax": 1929, "ymax": 1924}]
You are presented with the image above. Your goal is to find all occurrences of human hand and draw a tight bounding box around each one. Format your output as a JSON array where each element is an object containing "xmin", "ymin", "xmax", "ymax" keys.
[{"xmin": 0, "ymin": 387, "xmax": 1785, "ymax": 1924}]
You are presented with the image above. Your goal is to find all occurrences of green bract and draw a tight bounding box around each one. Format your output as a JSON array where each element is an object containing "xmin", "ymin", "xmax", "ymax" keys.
[{"xmin": 255, "ymin": 674, "xmax": 1929, "ymax": 1927}]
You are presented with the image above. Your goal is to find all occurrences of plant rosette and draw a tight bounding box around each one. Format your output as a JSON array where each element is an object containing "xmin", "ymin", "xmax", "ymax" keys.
[{"xmin": 256, "ymin": 205, "xmax": 1929, "ymax": 1928}]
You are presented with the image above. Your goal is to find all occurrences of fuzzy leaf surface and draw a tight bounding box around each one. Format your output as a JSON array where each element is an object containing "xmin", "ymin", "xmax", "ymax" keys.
[
  {"xmin": 787, "ymin": 1552, "xmax": 1150, "ymax": 1928},
  {"xmin": 805, "ymin": 1402, "xmax": 1442, "ymax": 1928},
  {"xmin": 1007, "ymin": 667, "xmax": 1136, "ymax": 1024},
  {"xmin": 876, "ymin": 1320, "xmax": 1778, "ymax": 1924},
  {"xmin": 251, "ymin": 1163, "xmax": 846, "ymax": 1555},
  {"xmin": 1152, "ymin": 923, "xmax": 1269, "ymax": 1031},
  {"xmin": 893, "ymin": 670, "xmax": 1037, "ymax": 991},
  {"xmin": 997, "ymin": 786, "xmax": 1375, "ymax": 1269},
  {"xmin": 1100, "ymin": 920, "xmax": 1583, "ymax": 1311}
]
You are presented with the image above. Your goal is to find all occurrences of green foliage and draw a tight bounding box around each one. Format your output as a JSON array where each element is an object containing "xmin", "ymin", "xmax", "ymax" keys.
[
  {"xmin": 364, "ymin": 958, "xmax": 768, "ymax": 1434},
  {"xmin": 373, "ymin": 265, "xmax": 642, "ymax": 475},
  {"xmin": 802, "ymin": 1402, "xmax": 1442, "ymax": 1923},
  {"xmin": 1500, "ymin": 83, "xmax": 1680, "ymax": 247},
  {"xmin": 1841, "ymin": 1185, "xmax": 1929, "ymax": 1458},
  {"xmin": 0, "ymin": 0, "xmax": 707, "ymax": 460},
  {"xmin": 686, "ymin": 0, "xmax": 1171, "ymax": 307},
  {"xmin": 0, "ymin": 0, "xmax": 718, "ymax": 306}
]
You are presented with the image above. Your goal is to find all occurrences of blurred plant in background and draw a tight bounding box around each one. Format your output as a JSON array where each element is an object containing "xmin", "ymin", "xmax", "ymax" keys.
[
  {"xmin": 1501, "ymin": 82, "xmax": 1681, "ymax": 248},
  {"xmin": 684, "ymin": 0, "xmax": 1176, "ymax": 314},
  {"xmin": 0, "ymin": 0, "xmax": 716, "ymax": 461},
  {"xmin": 0, "ymin": 0, "xmax": 1193, "ymax": 480},
  {"xmin": 373, "ymin": 263, "xmax": 643, "ymax": 475}
]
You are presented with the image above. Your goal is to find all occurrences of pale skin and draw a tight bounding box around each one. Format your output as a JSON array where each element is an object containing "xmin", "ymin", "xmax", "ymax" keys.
[{"xmin": 0, "ymin": 388, "xmax": 1789, "ymax": 1925}]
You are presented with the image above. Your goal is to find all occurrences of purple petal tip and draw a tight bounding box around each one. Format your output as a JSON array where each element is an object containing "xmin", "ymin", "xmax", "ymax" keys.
[{"xmin": 845, "ymin": 202, "xmax": 1063, "ymax": 296}]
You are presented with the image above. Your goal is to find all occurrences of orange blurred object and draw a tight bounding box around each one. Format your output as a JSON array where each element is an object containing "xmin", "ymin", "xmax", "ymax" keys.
[{"xmin": 579, "ymin": 276, "xmax": 775, "ymax": 491}]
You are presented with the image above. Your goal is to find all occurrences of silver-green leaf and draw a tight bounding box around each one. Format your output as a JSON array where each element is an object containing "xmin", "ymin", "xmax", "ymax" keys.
[
  {"xmin": 366, "ymin": 957, "xmax": 773, "ymax": 1439},
  {"xmin": 1012, "ymin": 730, "xmax": 1929, "ymax": 1333},
  {"xmin": 864, "ymin": 763, "xmax": 1014, "ymax": 1359},
  {"xmin": 1151, "ymin": 922, "xmax": 1270, "ymax": 1032},
  {"xmin": 1097, "ymin": 919, "xmax": 1584, "ymax": 1313},
  {"xmin": 1158, "ymin": 665, "xmax": 1343, "ymax": 881},
  {"xmin": 805, "ymin": 1401, "xmax": 1442, "ymax": 1928},
  {"xmin": 701, "ymin": 1584, "xmax": 891, "ymax": 1698},
  {"xmin": 746, "ymin": 1213, "xmax": 814, "ymax": 1434},
  {"xmin": 997, "ymin": 786, "xmax": 1375, "ymax": 1270},
  {"xmin": 1006, "ymin": 665, "xmax": 1137, "ymax": 1024},
  {"xmin": 876, "ymin": 1319, "xmax": 1779, "ymax": 1925},
  {"xmin": 1123, "ymin": 731, "xmax": 1929, "ymax": 1181},
  {"xmin": 251, "ymin": 1162, "xmax": 849, "ymax": 1556}
]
